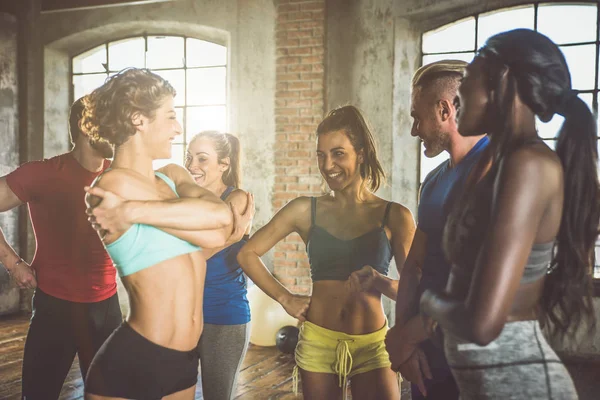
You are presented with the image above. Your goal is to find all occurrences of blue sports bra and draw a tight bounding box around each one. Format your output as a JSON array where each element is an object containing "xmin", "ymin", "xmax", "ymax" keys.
[
  {"xmin": 306, "ymin": 197, "xmax": 393, "ymax": 282},
  {"xmin": 105, "ymin": 171, "xmax": 201, "ymax": 277}
]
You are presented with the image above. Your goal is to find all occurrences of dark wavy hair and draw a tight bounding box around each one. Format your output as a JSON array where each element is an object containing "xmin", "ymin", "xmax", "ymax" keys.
[
  {"xmin": 468, "ymin": 29, "xmax": 598, "ymax": 339},
  {"xmin": 80, "ymin": 68, "xmax": 176, "ymax": 146},
  {"xmin": 316, "ymin": 105, "xmax": 386, "ymax": 192},
  {"xmin": 187, "ymin": 131, "xmax": 242, "ymax": 188}
]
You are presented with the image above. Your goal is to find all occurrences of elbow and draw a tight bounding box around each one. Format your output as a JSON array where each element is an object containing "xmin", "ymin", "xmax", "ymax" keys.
[{"xmin": 468, "ymin": 319, "xmax": 503, "ymax": 347}]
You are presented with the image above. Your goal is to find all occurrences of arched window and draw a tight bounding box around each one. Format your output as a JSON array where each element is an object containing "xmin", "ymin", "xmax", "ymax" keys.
[
  {"xmin": 72, "ymin": 35, "xmax": 228, "ymax": 168},
  {"xmin": 420, "ymin": 2, "xmax": 600, "ymax": 279}
]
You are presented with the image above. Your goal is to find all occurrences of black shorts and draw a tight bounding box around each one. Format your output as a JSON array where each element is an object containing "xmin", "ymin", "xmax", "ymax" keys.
[{"xmin": 85, "ymin": 322, "xmax": 199, "ymax": 399}]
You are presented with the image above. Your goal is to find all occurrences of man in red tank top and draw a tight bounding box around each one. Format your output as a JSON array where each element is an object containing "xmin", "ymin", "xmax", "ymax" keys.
[{"xmin": 0, "ymin": 98, "xmax": 122, "ymax": 399}]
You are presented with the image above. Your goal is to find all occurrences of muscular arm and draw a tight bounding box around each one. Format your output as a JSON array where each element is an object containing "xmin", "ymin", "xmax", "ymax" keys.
[
  {"xmin": 373, "ymin": 204, "xmax": 416, "ymax": 299},
  {"xmin": 127, "ymin": 164, "xmax": 232, "ymax": 231},
  {"xmin": 394, "ymin": 228, "xmax": 426, "ymax": 325},
  {"xmin": 421, "ymin": 149, "xmax": 554, "ymax": 345},
  {"xmin": 0, "ymin": 177, "xmax": 24, "ymax": 268},
  {"xmin": 203, "ymin": 189, "xmax": 252, "ymax": 260},
  {"xmin": 237, "ymin": 197, "xmax": 311, "ymax": 320}
]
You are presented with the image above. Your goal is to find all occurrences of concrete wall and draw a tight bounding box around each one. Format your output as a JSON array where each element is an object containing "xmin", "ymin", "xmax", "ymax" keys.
[{"xmin": 0, "ymin": 13, "xmax": 21, "ymax": 315}]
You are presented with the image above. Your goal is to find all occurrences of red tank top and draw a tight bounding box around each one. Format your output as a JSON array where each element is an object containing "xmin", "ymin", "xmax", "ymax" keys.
[{"xmin": 6, "ymin": 153, "xmax": 116, "ymax": 302}]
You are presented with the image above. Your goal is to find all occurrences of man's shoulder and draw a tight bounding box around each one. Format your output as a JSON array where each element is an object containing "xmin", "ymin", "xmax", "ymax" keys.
[{"xmin": 422, "ymin": 159, "xmax": 451, "ymax": 185}]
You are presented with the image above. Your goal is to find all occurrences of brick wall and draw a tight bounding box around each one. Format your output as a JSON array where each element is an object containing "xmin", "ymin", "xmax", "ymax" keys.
[{"xmin": 273, "ymin": 0, "xmax": 325, "ymax": 294}]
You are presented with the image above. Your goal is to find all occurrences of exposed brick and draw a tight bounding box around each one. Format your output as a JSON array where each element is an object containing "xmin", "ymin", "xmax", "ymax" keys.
[
  {"xmin": 299, "ymin": 37, "xmax": 324, "ymax": 47},
  {"xmin": 275, "ymin": 107, "xmax": 299, "ymax": 116},
  {"xmin": 288, "ymin": 134, "xmax": 310, "ymax": 141},
  {"xmin": 286, "ymin": 99, "xmax": 312, "ymax": 108},
  {"xmin": 277, "ymin": 56, "xmax": 301, "ymax": 65},
  {"xmin": 300, "ymin": 2, "xmax": 324, "ymax": 11},
  {"xmin": 277, "ymin": 73, "xmax": 302, "ymax": 81},
  {"xmin": 288, "ymin": 64, "xmax": 312, "ymax": 73},
  {"xmin": 276, "ymin": 38, "xmax": 300, "ymax": 48},
  {"xmin": 288, "ymin": 47, "xmax": 313, "ymax": 56},
  {"xmin": 275, "ymin": 158, "xmax": 296, "ymax": 166},
  {"xmin": 287, "ymin": 183, "xmax": 310, "ymax": 191},
  {"xmin": 275, "ymin": 90, "xmax": 300, "ymax": 98},
  {"xmin": 278, "ymin": 3, "xmax": 300, "ymax": 12},
  {"xmin": 301, "ymin": 55, "xmax": 323, "ymax": 64},
  {"xmin": 288, "ymin": 81, "xmax": 311, "ymax": 90},
  {"xmin": 275, "ymin": 175, "xmax": 299, "ymax": 184}
]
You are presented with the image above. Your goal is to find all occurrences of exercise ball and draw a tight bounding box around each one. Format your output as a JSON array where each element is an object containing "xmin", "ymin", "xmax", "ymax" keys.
[
  {"xmin": 247, "ymin": 284, "xmax": 299, "ymax": 346},
  {"xmin": 276, "ymin": 326, "xmax": 300, "ymax": 354}
]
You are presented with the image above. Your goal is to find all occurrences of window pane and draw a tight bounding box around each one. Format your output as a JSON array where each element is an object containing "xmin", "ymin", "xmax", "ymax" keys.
[
  {"xmin": 186, "ymin": 38, "xmax": 227, "ymax": 67},
  {"xmin": 477, "ymin": 6, "xmax": 534, "ymax": 48},
  {"xmin": 186, "ymin": 106, "xmax": 227, "ymax": 135},
  {"xmin": 560, "ymin": 45, "xmax": 596, "ymax": 91},
  {"xmin": 537, "ymin": 115, "xmax": 564, "ymax": 139},
  {"xmin": 536, "ymin": 93, "xmax": 593, "ymax": 139},
  {"xmin": 187, "ymin": 67, "xmax": 227, "ymax": 106},
  {"xmin": 73, "ymin": 45, "xmax": 106, "ymax": 74},
  {"xmin": 422, "ymin": 52, "xmax": 474, "ymax": 65},
  {"xmin": 153, "ymin": 69, "xmax": 186, "ymax": 107},
  {"xmin": 423, "ymin": 17, "xmax": 476, "ymax": 54},
  {"xmin": 419, "ymin": 142, "xmax": 449, "ymax": 183},
  {"xmin": 108, "ymin": 38, "xmax": 145, "ymax": 71},
  {"xmin": 147, "ymin": 36, "xmax": 184, "ymax": 69},
  {"xmin": 542, "ymin": 139, "xmax": 556, "ymax": 151},
  {"xmin": 153, "ymin": 143, "xmax": 185, "ymax": 169},
  {"xmin": 538, "ymin": 4, "xmax": 597, "ymax": 45},
  {"xmin": 73, "ymin": 73, "xmax": 108, "ymax": 100}
]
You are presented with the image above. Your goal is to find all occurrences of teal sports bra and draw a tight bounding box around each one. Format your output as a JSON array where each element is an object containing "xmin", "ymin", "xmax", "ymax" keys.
[{"xmin": 105, "ymin": 171, "xmax": 201, "ymax": 277}]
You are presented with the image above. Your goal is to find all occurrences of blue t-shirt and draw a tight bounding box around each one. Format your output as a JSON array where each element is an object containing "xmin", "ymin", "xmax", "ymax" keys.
[
  {"xmin": 203, "ymin": 187, "xmax": 251, "ymax": 325},
  {"xmin": 417, "ymin": 136, "xmax": 489, "ymax": 294}
]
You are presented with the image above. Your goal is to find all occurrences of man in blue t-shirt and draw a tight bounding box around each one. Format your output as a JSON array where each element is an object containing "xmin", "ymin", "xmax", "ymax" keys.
[{"xmin": 385, "ymin": 60, "xmax": 489, "ymax": 400}]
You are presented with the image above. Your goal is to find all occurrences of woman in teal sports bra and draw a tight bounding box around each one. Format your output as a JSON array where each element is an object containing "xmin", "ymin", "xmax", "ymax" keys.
[
  {"xmin": 80, "ymin": 68, "xmax": 252, "ymax": 400},
  {"xmin": 237, "ymin": 105, "xmax": 416, "ymax": 400}
]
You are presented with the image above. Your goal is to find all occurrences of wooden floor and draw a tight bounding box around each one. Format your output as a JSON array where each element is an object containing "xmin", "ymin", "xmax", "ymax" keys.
[
  {"xmin": 0, "ymin": 313, "xmax": 299, "ymax": 400},
  {"xmin": 0, "ymin": 313, "xmax": 412, "ymax": 399}
]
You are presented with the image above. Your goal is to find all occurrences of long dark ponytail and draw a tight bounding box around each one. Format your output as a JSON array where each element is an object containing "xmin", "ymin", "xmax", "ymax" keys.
[{"xmin": 478, "ymin": 29, "xmax": 598, "ymax": 339}]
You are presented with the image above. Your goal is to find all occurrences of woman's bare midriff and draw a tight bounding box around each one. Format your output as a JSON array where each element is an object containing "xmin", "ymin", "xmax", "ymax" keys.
[
  {"xmin": 122, "ymin": 251, "xmax": 206, "ymax": 351},
  {"xmin": 307, "ymin": 281, "xmax": 387, "ymax": 334}
]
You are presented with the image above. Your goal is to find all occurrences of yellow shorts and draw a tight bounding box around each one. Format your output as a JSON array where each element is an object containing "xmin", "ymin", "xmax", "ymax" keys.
[{"xmin": 293, "ymin": 320, "xmax": 399, "ymax": 395}]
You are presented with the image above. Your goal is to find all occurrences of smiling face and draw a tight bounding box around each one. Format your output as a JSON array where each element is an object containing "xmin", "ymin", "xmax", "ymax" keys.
[
  {"xmin": 139, "ymin": 96, "xmax": 182, "ymax": 160},
  {"xmin": 456, "ymin": 57, "xmax": 492, "ymax": 137},
  {"xmin": 185, "ymin": 136, "xmax": 228, "ymax": 188},
  {"xmin": 316, "ymin": 129, "xmax": 364, "ymax": 192}
]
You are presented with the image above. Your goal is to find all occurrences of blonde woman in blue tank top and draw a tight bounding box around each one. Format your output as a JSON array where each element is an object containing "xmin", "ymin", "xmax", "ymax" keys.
[
  {"xmin": 80, "ymin": 68, "xmax": 252, "ymax": 400},
  {"xmin": 238, "ymin": 106, "xmax": 416, "ymax": 400},
  {"xmin": 185, "ymin": 131, "xmax": 254, "ymax": 400}
]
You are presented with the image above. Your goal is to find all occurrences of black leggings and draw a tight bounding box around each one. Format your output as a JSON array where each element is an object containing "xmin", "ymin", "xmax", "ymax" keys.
[
  {"xmin": 85, "ymin": 322, "xmax": 200, "ymax": 399},
  {"xmin": 21, "ymin": 288, "xmax": 122, "ymax": 400}
]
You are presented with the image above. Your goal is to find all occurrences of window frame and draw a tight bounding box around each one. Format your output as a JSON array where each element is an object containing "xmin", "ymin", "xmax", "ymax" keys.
[{"xmin": 70, "ymin": 34, "xmax": 229, "ymax": 167}]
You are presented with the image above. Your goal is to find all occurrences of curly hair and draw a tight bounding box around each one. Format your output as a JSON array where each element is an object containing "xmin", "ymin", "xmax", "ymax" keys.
[
  {"xmin": 81, "ymin": 68, "xmax": 176, "ymax": 146},
  {"xmin": 316, "ymin": 105, "xmax": 386, "ymax": 193}
]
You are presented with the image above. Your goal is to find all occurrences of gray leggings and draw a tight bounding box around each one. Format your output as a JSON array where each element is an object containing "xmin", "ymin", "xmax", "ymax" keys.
[
  {"xmin": 198, "ymin": 322, "xmax": 250, "ymax": 400},
  {"xmin": 444, "ymin": 320, "xmax": 578, "ymax": 399}
]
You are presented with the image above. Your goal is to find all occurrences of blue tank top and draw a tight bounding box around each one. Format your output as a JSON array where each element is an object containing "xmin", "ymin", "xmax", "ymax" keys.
[
  {"xmin": 203, "ymin": 187, "xmax": 251, "ymax": 325},
  {"xmin": 417, "ymin": 136, "xmax": 489, "ymax": 293},
  {"xmin": 307, "ymin": 197, "xmax": 393, "ymax": 281},
  {"xmin": 105, "ymin": 171, "xmax": 201, "ymax": 278}
]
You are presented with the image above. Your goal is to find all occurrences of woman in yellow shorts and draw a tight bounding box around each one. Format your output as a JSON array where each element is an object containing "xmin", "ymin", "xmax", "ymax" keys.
[{"xmin": 238, "ymin": 105, "xmax": 415, "ymax": 399}]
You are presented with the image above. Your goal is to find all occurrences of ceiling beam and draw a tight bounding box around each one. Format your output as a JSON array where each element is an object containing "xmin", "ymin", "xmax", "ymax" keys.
[{"xmin": 41, "ymin": 0, "xmax": 176, "ymax": 13}]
